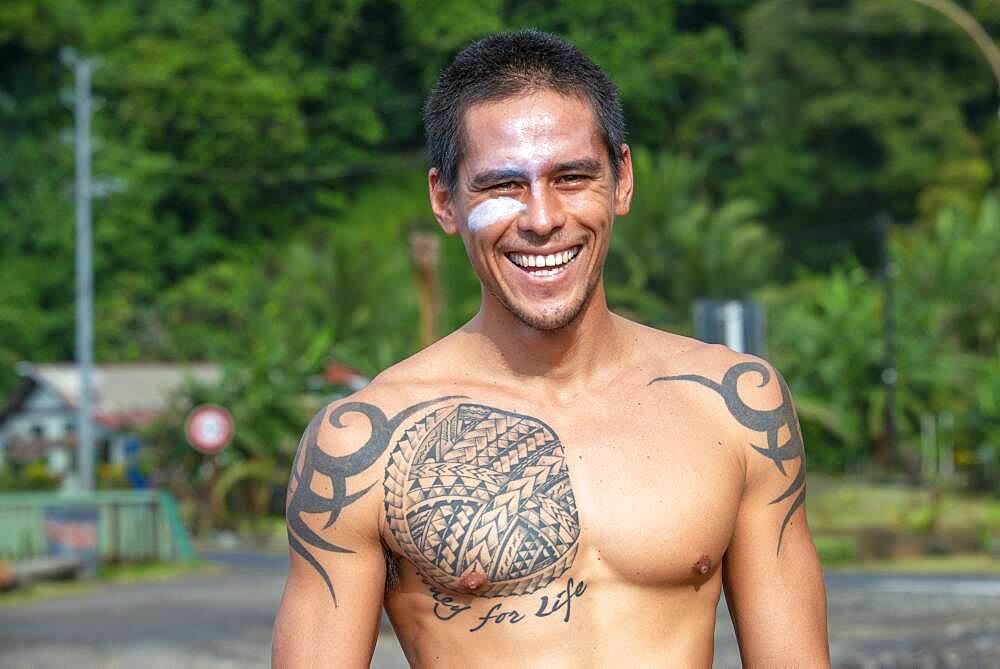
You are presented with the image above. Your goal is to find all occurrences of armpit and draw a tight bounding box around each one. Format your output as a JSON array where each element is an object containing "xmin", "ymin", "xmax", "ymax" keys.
[{"xmin": 383, "ymin": 539, "xmax": 400, "ymax": 593}]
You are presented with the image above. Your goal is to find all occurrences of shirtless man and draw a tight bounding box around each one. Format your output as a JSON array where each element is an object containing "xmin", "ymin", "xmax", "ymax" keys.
[{"xmin": 272, "ymin": 30, "xmax": 830, "ymax": 668}]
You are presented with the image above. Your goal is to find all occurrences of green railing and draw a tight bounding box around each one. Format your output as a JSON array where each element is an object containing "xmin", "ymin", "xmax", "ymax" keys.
[{"xmin": 0, "ymin": 490, "xmax": 195, "ymax": 563}]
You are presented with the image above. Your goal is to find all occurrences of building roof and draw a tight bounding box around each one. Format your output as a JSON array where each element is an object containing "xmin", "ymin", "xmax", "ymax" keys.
[{"xmin": 3, "ymin": 363, "xmax": 222, "ymax": 429}]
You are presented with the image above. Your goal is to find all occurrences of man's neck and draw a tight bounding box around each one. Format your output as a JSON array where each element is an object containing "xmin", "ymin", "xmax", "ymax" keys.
[{"xmin": 459, "ymin": 286, "xmax": 634, "ymax": 402}]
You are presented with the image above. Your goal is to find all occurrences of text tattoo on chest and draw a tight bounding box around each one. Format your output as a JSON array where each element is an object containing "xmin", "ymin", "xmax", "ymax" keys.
[
  {"xmin": 429, "ymin": 576, "xmax": 587, "ymax": 632},
  {"xmin": 649, "ymin": 361, "xmax": 807, "ymax": 554},
  {"xmin": 285, "ymin": 398, "xmax": 582, "ymax": 617}
]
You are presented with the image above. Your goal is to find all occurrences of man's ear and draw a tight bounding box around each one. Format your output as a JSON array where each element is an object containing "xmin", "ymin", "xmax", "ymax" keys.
[
  {"xmin": 429, "ymin": 168, "xmax": 459, "ymax": 235},
  {"xmin": 614, "ymin": 144, "xmax": 634, "ymax": 217}
]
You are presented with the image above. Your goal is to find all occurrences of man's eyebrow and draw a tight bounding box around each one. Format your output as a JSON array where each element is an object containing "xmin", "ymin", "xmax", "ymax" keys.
[
  {"xmin": 551, "ymin": 158, "xmax": 602, "ymax": 174},
  {"xmin": 468, "ymin": 167, "xmax": 530, "ymax": 189},
  {"xmin": 468, "ymin": 159, "xmax": 603, "ymax": 188}
]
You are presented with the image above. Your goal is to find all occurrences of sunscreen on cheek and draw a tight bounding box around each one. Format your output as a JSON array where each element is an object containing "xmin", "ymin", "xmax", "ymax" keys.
[{"xmin": 467, "ymin": 197, "xmax": 526, "ymax": 233}]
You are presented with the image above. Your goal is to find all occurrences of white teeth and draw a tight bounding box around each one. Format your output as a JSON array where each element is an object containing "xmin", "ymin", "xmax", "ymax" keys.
[{"xmin": 508, "ymin": 246, "xmax": 581, "ymax": 272}]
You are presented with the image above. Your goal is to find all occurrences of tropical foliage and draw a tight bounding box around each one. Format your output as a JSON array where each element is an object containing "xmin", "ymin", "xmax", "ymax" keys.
[{"xmin": 1, "ymin": 0, "xmax": 998, "ymax": 512}]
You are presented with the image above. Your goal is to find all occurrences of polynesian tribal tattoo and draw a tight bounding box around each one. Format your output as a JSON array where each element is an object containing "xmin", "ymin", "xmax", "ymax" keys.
[
  {"xmin": 285, "ymin": 398, "xmax": 581, "ymax": 607},
  {"xmin": 384, "ymin": 402, "xmax": 580, "ymax": 598},
  {"xmin": 649, "ymin": 361, "xmax": 806, "ymax": 555},
  {"xmin": 285, "ymin": 396, "xmax": 461, "ymax": 606}
]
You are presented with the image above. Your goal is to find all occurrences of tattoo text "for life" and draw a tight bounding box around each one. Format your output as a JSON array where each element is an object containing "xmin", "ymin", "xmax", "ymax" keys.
[{"xmin": 431, "ymin": 577, "xmax": 587, "ymax": 632}]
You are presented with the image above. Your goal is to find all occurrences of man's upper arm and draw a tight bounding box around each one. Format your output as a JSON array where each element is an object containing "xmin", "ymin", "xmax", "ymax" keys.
[
  {"xmin": 272, "ymin": 401, "xmax": 388, "ymax": 668},
  {"xmin": 715, "ymin": 358, "xmax": 830, "ymax": 666}
]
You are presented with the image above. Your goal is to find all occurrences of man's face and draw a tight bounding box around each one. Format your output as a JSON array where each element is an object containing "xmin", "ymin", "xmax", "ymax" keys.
[{"xmin": 430, "ymin": 89, "xmax": 633, "ymax": 331}]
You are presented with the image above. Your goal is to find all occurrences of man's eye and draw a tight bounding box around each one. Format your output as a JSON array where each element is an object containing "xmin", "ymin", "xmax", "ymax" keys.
[
  {"xmin": 492, "ymin": 181, "xmax": 518, "ymax": 191},
  {"xmin": 557, "ymin": 174, "xmax": 586, "ymax": 184}
]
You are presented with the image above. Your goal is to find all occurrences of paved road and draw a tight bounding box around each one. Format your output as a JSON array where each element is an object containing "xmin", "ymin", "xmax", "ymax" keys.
[{"xmin": 2, "ymin": 552, "xmax": 999, "ymax": 668}]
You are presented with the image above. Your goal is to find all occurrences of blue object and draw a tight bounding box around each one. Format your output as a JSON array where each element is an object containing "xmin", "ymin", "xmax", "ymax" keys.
[{"xmin": 124, "ymin": 436, "xmax": 148, "ymax": 489}]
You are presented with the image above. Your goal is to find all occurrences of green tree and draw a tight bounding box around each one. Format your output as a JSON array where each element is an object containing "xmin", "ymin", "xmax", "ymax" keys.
[
  {"xmin": 762, "ymin": 192, "xmax": 1000, "ymax": 476},
  {"xmin": 607, "ymin": 149, "xmax": 780, "ymax": 329},
  {"xmin": 737, "ymin": 0, "xmax": 999, "ymax": 269}
]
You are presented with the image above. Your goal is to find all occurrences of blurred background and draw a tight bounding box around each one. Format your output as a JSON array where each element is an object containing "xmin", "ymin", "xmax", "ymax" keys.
[{"xmin": 1, "ymin": 1, "xmax": 998, "ymax": 667}]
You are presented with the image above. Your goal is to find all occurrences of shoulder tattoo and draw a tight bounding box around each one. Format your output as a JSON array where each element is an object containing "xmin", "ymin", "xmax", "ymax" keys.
[
  {"xmin": 286, "ymin": 396, "xmax": 461, "ymax": 606},
  {"xmin": 649, "ymin": 361, "xmax": 806, "ymax": 554}
]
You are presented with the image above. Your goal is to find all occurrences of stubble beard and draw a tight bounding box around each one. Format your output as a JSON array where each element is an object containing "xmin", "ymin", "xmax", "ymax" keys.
[{"xmin": 488, "ymin": 270, "xmax": 601, "ymax": 332}]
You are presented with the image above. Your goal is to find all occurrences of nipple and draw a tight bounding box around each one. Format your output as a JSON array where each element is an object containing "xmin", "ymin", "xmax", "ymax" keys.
[
  {"xmin": 692, "ymin": 554, "xmax": 713, "ymax": 576},
  {"xmin": 459, "ymin": 570, "xmax": 488, "ymax": 591}
]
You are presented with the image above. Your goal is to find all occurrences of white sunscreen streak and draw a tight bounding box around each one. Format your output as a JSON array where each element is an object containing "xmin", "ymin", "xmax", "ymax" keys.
[
  {"xmin": 465, "ymin": 114, "xmax": 557, "ymax": 232},
  {"xmin": 467, "ymin": 196, "xmax": 527, "ymax": 232}
]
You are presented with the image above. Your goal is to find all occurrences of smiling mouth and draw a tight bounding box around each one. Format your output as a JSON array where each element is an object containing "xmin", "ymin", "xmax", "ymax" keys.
[{"xmin": 505, "ymin": 246, "xmax": 582, "ymax": 277}]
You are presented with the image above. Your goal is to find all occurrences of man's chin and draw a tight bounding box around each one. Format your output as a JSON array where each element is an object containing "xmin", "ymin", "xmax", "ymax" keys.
[
  {"xmin": 500, "ymin": 296, "xmax": 588, "ymax": 332},
  {"xmin": 484, "ymin": 276, "xmax": 598, "ymax": 333}
]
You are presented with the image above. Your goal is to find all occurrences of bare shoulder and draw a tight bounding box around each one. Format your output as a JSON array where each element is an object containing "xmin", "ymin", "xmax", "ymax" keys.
[
  {"xmin": 639, "ymin": 331, "xmax": 806, "ymax": 548},
  {"xmin": 286, "ymin": 335, "xmax": 475, "ymax": 517},
  {"xmin": 628, "ymin": 321, "xmax": 788, "ymax": 411},
  {"xmin": 282, "ymin": 348, "xmax": 471, "ymax": 609},
  {"xmin": 635, "ymin": 323, "xmax": 801, "ymax": 469},
  {"xmin": 294, "ymin": 328, "xmax": 484, "ymax": 475},
  {"xmin": 295, "ymin": 351, "xmax": 466, "ymax": 477},
  {"xmin": 365, "ymin": 330, "xmax": 472, "ymax": 398},
  {"xmin": 619, "ymin": 319, "xmax": 750, "ymax": 375}
]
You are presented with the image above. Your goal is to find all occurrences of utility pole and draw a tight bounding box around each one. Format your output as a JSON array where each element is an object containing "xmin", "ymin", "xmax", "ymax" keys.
[{"xmin": 62, "ymin": 49, "xmax": 96, "ymax": 492}]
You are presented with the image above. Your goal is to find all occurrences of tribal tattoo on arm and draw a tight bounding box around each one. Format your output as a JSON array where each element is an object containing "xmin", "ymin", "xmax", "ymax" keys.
[
  {"xmin": 649, "ymin": 361, "xmax": 806, "ymax": 555},
  {"xmin": 285, "ymin": 396, "xmax": 462, "ymax": 607}
]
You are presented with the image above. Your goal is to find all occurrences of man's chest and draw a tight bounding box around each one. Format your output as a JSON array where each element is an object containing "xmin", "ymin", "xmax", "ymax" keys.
[
  {"xmin": 378, "ymin": 394, "xmax": 744, "ymax": 596},
  {"xmin": 555, "ymin": 405, "xmax": 744, "ymax": 585}
]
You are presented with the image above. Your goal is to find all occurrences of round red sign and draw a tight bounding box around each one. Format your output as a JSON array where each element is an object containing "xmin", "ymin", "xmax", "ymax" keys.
[{"xmin": 185, "ymin": 404, "xmax": 234, "ymax": 454}]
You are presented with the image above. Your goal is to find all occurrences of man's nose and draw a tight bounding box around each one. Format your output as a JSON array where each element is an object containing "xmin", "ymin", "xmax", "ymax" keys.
[{"xmin": 517, "ymin": 185, "xmax": 563, "ymax": 237}]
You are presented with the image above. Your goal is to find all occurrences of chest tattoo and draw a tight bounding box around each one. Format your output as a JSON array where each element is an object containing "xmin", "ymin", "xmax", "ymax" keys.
[
  {"xmin": 285, "ymin": 397, "xmax": 582, "ymax": 611},
  {"xmin": 384, "ymin": 402, "xmax": 581, "ymax": 598}
]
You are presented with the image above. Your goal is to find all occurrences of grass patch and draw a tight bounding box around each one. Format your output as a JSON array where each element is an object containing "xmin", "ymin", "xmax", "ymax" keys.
[
  {"xmin": 0, "ymin": 580, "xmax": 100, "ymax": 608},
  {"xmin": 235, "ymin": 515, "xmax": 287, "ymax": 542},
  {"xmin": 828, "ymin": 553, "xmax": 1000, "ymax": 574},
  {"xmin": 806, "ymin": 475, "xmax": 1000, "ymax": 536},
  {"xmin": 807, "ymin": 477, "xmax": 1000, "ymax": 561},
  {"xmin": 0, "ymin": 560, "xmax": 217, "ymax": 608},
  {"xmin": 815, "ymin": 534, "xmax": 858, "ymax": 565},
  {"xmin": 98, "ymin": 559, "xmax": 219, "ymax": 584}
]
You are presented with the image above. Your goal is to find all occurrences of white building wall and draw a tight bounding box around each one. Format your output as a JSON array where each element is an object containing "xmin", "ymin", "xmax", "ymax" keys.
[{"xmin": 2, "ymin": 378, "xmax": 141, "ymax": 484}]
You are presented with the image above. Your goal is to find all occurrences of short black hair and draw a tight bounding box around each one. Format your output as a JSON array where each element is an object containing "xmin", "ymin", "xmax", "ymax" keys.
[{"xmin": 423, "ymin": 29, "xmax": 626, "ymax": 195}]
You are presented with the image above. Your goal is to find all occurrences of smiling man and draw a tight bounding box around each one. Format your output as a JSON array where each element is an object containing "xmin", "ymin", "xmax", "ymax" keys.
[{"xmin": 272, "ymin": 30, "xmax": 830, "ymax": 668}]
